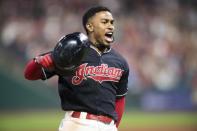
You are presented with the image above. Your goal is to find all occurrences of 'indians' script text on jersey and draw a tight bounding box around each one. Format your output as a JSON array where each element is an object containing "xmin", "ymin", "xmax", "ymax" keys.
[{"xmin": 72, "ymin": 63, "xmax": 124, "ymax": 85}]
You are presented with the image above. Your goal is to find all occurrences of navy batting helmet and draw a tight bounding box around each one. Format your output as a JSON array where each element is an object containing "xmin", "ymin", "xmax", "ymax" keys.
[{"xmin": 52, "ymin": 32, "xmax": 89, "ymax": 75}]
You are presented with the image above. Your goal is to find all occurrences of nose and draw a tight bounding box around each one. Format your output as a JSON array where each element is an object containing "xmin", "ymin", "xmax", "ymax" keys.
[{"xmin": 108, "ymin": 24, "xmax": 114, "ymax": 31}]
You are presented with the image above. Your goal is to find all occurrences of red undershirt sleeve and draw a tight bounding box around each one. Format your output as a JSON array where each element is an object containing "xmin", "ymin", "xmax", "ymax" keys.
[
  {"xmin": 115, "ymin": 97, "xmax": 125, "ymax": 127},
  {"xmin": 24, "ymin": 59, "xmax": 44, "ymax": 80}
]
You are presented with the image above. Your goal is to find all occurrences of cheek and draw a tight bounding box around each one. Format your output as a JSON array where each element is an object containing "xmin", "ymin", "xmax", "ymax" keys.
[
  {"xmin": 95, "ymin": 25, "xmax": 105, "ymax": 36},
  {"xmin": 94, "ymin": 32, "xmax": 102, "ymax": 41},
  {"xmin": 93, "ymin": 28, "xmax": 102, "ymax": 38}
]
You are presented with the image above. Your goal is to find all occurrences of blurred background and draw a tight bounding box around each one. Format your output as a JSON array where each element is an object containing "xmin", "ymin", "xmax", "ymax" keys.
[{"xmin": 0, "ymin": 0, "xmax": 197, "ymax": 131}]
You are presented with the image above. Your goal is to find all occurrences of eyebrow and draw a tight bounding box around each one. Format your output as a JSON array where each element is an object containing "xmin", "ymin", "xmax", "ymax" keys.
[{"xmin": 101, "ymin": 18, "xmax": 114, "ymax": 22}]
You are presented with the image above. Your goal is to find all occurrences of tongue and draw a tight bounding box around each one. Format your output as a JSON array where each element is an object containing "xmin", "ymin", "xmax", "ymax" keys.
[{"xmin": 105, "ymin": 36, "xmax": 113, "ymax": 43}]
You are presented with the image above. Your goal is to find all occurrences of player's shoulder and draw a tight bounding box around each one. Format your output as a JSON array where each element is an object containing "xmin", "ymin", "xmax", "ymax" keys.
[
  {"xmin": 110, "ymin": 48, "xmax": 129, "ymax": 70},
  {"xmin": 110, "ymin": 48, "xmax": 126, "ymax": 62}
]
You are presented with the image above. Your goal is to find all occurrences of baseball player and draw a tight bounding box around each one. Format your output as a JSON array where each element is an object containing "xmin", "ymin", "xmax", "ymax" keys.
[{"xmin": 24, "ymin": 6, "xmax": 129, "ymax": 131}]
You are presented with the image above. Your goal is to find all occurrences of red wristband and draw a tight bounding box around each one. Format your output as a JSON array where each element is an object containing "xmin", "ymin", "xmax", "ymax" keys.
[{"xmin": 35, "ymin": 53, "xmax": 54, "ymax": 70}]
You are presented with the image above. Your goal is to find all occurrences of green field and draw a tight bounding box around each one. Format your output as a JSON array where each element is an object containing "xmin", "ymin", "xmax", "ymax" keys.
[{"xmin": 0, "ymin": 110, "xmax": 197, "ymax": 131}]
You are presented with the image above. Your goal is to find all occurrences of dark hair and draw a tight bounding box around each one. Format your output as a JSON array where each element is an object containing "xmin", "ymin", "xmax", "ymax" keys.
[{"xmin": 82, "ymin": 6, "xmax": 111, "ymax": 34}]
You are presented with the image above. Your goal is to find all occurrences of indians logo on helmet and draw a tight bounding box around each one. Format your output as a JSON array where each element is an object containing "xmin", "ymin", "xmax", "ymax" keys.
[{"xmin": 72, "ymin": 63, "xmax": 124, "ymax": 85}]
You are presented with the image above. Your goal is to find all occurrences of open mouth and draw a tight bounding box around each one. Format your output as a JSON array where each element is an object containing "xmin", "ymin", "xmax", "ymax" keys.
[{"xmin": 105, "ymin": 32, "xmax": 114, "ymax": 43}]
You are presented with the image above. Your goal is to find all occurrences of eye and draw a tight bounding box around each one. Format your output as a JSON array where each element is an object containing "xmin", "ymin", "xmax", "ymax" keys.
[
  {"xmin": 102, "ymin": 21, "xmax": 107, "ymax": 24},
  {"xmin": 101, "ymin": 20, "xmax": 108, "ymax": 24},
  {"xmin": 110, "ymin": 20, "xmax": 114, "ymax": 25}
]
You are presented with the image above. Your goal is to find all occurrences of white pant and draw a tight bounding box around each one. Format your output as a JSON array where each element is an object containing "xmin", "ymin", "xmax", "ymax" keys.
[{"xmin": 58, "ymin": 111, "xmax": 118, "ymax": 131}]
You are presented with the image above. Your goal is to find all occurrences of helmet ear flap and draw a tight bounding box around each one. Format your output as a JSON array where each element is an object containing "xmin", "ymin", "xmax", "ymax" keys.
[{"xmin": 52, "ymin": 32, "xmax": 89, "ymax": 76}]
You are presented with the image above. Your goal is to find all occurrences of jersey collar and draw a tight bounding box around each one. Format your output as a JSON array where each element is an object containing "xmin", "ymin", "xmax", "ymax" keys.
[{"xmin": 90, "ymin": 45, "xmax": 111, "ymax": 56}]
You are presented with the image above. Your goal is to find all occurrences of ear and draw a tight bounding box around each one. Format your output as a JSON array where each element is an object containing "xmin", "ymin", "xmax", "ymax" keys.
[{"xmin": 86, "ymin": 23, "xmax": 93, "ymax": 33}]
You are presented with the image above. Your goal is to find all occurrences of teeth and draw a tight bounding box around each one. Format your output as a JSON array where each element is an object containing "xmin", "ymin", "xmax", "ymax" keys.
[{"xmin": 106, "ymin": 32, "xmax": 113, "ymax": 35}]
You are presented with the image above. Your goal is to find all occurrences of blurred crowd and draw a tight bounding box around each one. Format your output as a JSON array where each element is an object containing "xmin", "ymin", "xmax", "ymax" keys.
[{"xmin": 0, "ymin": 0, "xmax": 197, "ymax": 109}]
